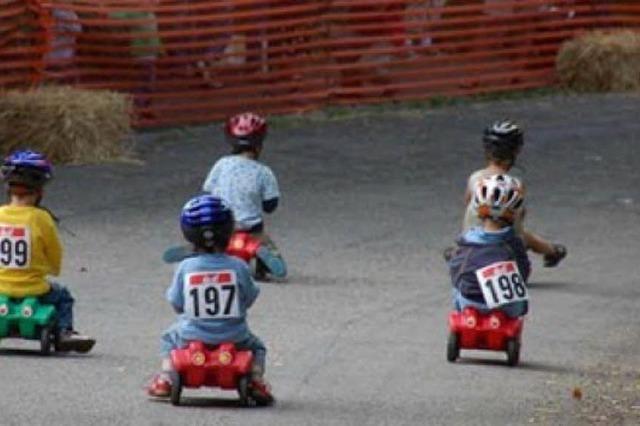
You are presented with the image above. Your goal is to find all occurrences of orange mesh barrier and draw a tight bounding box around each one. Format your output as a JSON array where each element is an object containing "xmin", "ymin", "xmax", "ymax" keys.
[{"xmin": 2, "ymin": 0, "xmax": 640, "ymax": 127}]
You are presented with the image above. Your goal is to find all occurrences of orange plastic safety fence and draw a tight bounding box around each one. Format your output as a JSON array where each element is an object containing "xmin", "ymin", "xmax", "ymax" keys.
[{"xmin": 1, "ymin": 0, "xmax": 639, "ymax": 127}]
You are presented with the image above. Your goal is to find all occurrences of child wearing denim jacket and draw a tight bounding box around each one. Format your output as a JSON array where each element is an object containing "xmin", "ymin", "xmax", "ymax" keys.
[{"xmin": 147, "ymin": 195, "xmax": 273, "ymax": 405}]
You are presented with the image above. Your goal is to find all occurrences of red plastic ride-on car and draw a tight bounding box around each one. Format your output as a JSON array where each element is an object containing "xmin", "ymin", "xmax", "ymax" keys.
[
  {"xmin": 226, "ymin": 232, "xmax": 261, "ymax": 264},
  {"xmin": 446, "ymin": 307, "xmax": 524, "ymax": 366},
  {"xmin": 169, "ymin": 341, "xmax": 255, "ymax": 406}
]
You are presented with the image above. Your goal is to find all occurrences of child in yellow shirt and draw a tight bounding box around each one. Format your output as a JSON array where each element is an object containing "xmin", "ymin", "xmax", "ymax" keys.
[{"xmin": 0, "ymin": 150, "xmax": 95, "ymax": 352}]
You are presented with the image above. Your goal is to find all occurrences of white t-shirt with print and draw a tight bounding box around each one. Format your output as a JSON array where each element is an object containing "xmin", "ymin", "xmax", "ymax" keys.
[{"xmin": 203, "ymin": 155, "xmax": 280, "ymax": 230}]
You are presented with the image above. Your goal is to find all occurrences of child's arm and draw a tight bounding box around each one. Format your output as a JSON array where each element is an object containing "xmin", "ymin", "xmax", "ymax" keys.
[
  {"xmin": 202, "ymin": 162, "xmax": 221, "ymax": 193},
  {"xmin": 41, "ymin": 213, "xmax": 63, "ymax": 276},
  {"xmin": 463, "ymin": 188, "xmax": 472, "ymax": 206},
  {"xmin": 239, "ymin": 263, "xmax": 260, "ymax": 309},
  {"xmin": 165, "ymin": 265, "xmax": 185, "ymax": 314},
  {"xmin": 260, "ymin": 167, "xmax": 280, "ymax": 214}
]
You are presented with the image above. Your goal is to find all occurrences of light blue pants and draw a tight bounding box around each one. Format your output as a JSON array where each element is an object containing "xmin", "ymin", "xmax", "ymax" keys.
[
  {"xmin": 452, "ymin": 289, "xmax": 528, "ymax": 318},
  {"xmin": 160, "ymin": 323, "xmax": 267, "ymax": 372}
]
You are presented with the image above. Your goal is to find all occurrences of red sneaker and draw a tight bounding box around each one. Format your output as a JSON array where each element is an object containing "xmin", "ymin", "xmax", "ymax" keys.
[
  {"xmin": 147, "ymin": 373, "xmax": 171, "ymax": 398},
  {"xmin": 250, "ymin": 378, "xmax": 275, "ymax": 406}
]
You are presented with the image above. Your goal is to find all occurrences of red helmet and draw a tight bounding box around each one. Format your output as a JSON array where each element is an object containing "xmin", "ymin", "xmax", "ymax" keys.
[{"xmin": 225, "ymin": 112, "xmax": 267, "ymax": 149}]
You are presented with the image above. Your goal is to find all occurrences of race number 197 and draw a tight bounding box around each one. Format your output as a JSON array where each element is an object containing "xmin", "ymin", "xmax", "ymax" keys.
[{"xmin": 475, "ymin": 260, "xmax": 528, "ymax": 309}]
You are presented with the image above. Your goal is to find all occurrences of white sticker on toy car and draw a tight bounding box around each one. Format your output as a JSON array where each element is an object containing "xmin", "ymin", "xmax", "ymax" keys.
[
  {"xmin": 475, "ymin": 260, "xmax": 528, "ymax": 309},
  {"xmin": 184, "ymin": 270, "xmax": 240, "ymax": 319},
  {"xmin": 0, "ymin": 224, "xmax": 31, "ymax": 269}
]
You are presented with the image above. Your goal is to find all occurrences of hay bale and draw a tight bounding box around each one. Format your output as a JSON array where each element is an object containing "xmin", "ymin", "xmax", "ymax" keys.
[
  {"xmin": 556, "ymin": 30, "xmax": 640, "ymax": 92},
  {"xmin": 0, "ymin": 86, "xmax": 133, "ymax": 164}
]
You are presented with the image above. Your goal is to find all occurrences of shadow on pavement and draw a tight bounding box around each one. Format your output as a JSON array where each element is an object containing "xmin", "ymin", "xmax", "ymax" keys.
[
  {"xmin": 0, "ymin": 347, "xmax": 94, "ymax": 359},
  {"xmin": 456, "ymin": 357, "xmax": 580, "ymax": 375},
  {"xmin": 527, "ymin": 281, "xmax": 578, "ymax": 291},
  {"xmin": 148, "ymin": 396, "xmax": 276, "ymax": 409}
]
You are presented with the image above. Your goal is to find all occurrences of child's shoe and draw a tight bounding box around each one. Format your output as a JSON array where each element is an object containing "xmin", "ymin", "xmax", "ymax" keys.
[
  {"xmin": 256, "ymin": 246, "xmax": 287, "ymax": 279},
  {"xmin": 543, "ymin": 244, "xmax": 567, "ymax": 267},
  {"xmin": 249, "ymin": 378, "xmax": 275, "ymax": 406},
  {"xmin": 57, "ymin": 330, "xmax": 96, "ymax": 353},
  {"xmin": 147, "ymin": 373, "xmax": 172, "ymax": 398}
]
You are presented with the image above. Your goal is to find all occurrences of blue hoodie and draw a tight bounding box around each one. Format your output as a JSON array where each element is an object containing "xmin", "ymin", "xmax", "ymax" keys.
[{"xmin": 448, "ymin": 226, "xmax": 530, "ymax": 304}]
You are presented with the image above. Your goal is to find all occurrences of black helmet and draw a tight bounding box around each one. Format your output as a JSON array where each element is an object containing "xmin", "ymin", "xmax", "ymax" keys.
[{"xmin": 482, "ymin": 120, "xmax": 524, "ymax": 163}]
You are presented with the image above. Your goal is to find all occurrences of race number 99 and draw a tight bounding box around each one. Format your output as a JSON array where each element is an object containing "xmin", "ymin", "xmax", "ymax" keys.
[
  {"xmin": 475, "ymin": 260, "xmax": 528, "ymax": 309},
  {"xmin": 0, "ymin": 225, "xmax": 30, "ymax": 269}
]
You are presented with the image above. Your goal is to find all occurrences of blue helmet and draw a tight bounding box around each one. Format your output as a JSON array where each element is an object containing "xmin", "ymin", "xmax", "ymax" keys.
[
  {"xmin": 180, "ymin": 195, "xmax": 234, "ymax": 249},
  {"xmin": 1, "ymin": 149, "xmax": 53, "ymax": 189}
]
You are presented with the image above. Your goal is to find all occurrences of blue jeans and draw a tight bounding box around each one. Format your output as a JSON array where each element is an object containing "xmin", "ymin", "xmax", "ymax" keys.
[
  {"xmin": 452, "ymin": 289, "xmax": 527, "ymax": 318},
  {"xmin": 39, "ymin": 282, "xmax": 74, "ymax": 331},
  {"xmin": 160, "ymin": 324, "xmax": 267, "ymax": 373}
]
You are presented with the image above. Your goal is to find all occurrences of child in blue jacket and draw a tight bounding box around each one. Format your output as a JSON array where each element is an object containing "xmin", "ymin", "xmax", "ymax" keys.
[
  {"xmin": 147, "ymin": 195, "xmax": 273, "ymax": 405},
  {"xmin": 449, "ymin": 174, "xmax": 531, "ymax": 318}
]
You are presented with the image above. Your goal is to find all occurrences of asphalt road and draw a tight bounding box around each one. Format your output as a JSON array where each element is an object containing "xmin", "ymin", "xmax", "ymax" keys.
[{"xmin": 1, "ymin": 93, "xmax": 639, "ymax": 426}]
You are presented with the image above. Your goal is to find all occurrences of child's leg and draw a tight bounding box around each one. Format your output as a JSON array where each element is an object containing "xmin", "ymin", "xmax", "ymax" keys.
[
  {"xmin": 522, "ymin": 230, "xmax": 555, "ymax": 255},
  {"xmin": 38, "ymin": 282, "xmax": 74, "ymax": 331},
  {"xmin": 148, "ymin": 324, "xmax": 184, "ymax": 397},
  {"xmin": 253, "ymin": 232, "xmax": 287, "ymax": 279},
  {"xmin": 39, "ymin": 282, "xmax": 95, "ymax": 353},
  {"xmin": 523, "ymin": 230, "xmax": 567, "ymax": 267},
  {"xmin": 235, "ymin": 333, "xmax": 267, "ymax": 377},
  {"xmin": 235, "ymin": 333, "xmax": 274, "ymax": 405}
]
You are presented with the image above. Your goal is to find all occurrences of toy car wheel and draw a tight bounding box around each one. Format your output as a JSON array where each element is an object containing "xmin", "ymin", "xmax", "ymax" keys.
[
  {"xmin": 169, "ymin": 370, "xmax": 182, "ymax": 406},
  {"xmin": 237, "ymin": 375, "xmax": 254, "ymax": 407},
  {"xmin": 52, "ymin": 329, "xmax": 61, "ymax": 352},
  {"xmin": 40, "ymin": 326, "xmax": 53, "ymax": 356},
  {"xmin": 447, "ymin": 332, "xmax": 460, "ymax": 362},
  {"xmin": 506, "ymin": 339, "xmax": 520, "ymax": 367}
]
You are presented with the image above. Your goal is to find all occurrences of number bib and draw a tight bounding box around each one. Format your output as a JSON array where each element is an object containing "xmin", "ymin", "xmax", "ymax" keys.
[
  {"xmin": 184, "ymin": 270, "xmax": 240, "ymax": 319},
  {"xmin": 0, "ymin": 224, "xmax": 31, "ymax": 269},
  {"xmin": 475, "ymin": 260, "xmax": 528, "ymax": 309}
]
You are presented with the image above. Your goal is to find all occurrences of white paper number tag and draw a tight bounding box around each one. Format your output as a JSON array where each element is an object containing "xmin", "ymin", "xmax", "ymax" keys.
[
  {"xmin": 475, "ymin": 260, "xmax": 528, "ymax": 309},
  {"xmin": 183, "ymin": 270, "xmax": 240, "ymax": 319},
  {"xmin": 0, "ymin": 224, "xmax": 31, "ymax": 269}
]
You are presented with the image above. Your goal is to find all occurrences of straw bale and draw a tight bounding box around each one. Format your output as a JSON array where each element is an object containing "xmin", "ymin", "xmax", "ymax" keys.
[
  {"xmin": 557, "ymin": 30, "xmax": 640, "ymax": 92},
  {"xmin": 0, "ymin": 86, "xmax": 133, "ymax": 164}
]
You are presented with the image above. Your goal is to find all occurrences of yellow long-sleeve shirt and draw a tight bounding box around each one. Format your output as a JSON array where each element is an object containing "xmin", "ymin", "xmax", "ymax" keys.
[{"xmin": 0, "ymin": 205, "xmax": 62, "ymax": 297}]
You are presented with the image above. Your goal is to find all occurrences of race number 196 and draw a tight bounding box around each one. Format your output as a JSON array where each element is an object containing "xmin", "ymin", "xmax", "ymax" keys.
[
  {"xmin": 0, "ymin": 224, "xmax": 31, "ymax": 269},
  {"xmin": 475, "ymin": 260, "xmax": 528, "ymax": 309}
]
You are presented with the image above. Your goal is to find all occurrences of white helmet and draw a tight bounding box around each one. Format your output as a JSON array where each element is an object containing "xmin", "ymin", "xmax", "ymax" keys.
[{"xmin": 473, "ymin": 174, "xmax": 524, "ymax": 223}]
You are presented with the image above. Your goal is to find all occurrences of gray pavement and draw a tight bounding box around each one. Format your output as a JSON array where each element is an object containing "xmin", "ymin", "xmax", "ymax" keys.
[{"xmin": 1, "ymin": 93, "xmax": 639, "ymax": 425}]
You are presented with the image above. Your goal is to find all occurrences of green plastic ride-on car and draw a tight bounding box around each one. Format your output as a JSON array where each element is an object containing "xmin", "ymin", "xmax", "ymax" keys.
[{"xmin": 0, "ymin": 294, "xmax": 59, "ymax": 355}]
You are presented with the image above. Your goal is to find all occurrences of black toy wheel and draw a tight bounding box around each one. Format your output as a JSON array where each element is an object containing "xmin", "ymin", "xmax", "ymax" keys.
[
  {"xmin": 447, "ymin": 332, "xmax": 460, "ymax": 362},
  {"xmin": 237, "ymin": 375, "xmax": 254, "ymax": 407},
  {"xmin": 506, "ymin": 339, "xmax": 520, "ymax": 367},
  {"xmin": 52, "ymin": 329, "xmax": 61, "ymax": 352},
  {"xmin": 39, "ymin": 326, "xmax": 52, "ymax": 356},
  {"xmin": 169, "ymin": 370, "xmax": 182, "ymax": 406}
]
